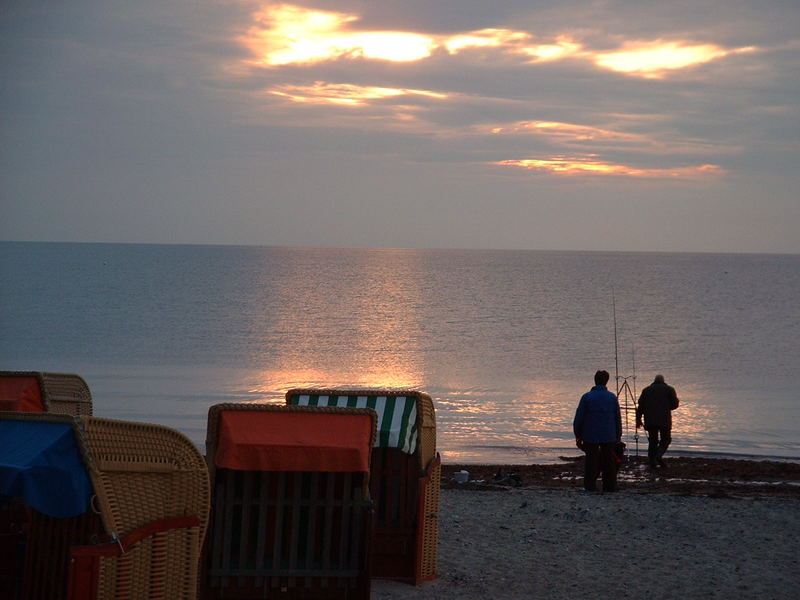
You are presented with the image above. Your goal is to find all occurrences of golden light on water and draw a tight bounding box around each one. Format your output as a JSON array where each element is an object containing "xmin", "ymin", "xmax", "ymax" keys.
[
  {"xmin": 244, "ymin": 365, "xmax": 422, "ymax": 398},
  {"xmin": 494, "ymin": 156, "xmax": 725, "ymax": 178},
  {"xmin": 270, "ymin": 82, "xmax": 448, "ymax": 106},
  {"xmin": 239, "ymin": 248, "xmax": 426, "ymax": 396}
]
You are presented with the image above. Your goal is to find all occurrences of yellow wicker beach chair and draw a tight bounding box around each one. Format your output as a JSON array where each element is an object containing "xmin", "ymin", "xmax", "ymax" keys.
[
  {"xmin": 202, "ymin": 403, "xmax": 377, "ymax": 600},
  {"xmin": 0, "ymin": 412, "xmax": 210, "ymax": 600},
  {"xmin": 0, "ymin": 371, "xmax": 92, "ymax": 416},
  {"xmin": 286, "ymin": 390, "xmax": 440, "ymax": 585}
]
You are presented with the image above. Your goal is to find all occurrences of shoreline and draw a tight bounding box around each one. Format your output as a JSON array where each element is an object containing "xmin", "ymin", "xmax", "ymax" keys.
[
  {"xmin": 374, "ymin": 456, "xmax": 800, "ymax": 599},
  {"xmin": 439, "ymin": 447, "xmax": 800, "ymax": 466},
  {"xmin": 440, "ymin": 455, "xmax": 800, "ymax": 498}
]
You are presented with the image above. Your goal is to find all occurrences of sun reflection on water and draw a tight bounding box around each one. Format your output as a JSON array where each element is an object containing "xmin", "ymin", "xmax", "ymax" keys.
[{"xmin": 238, "ymin": 248, "xmax": 427, "ymax": 400}]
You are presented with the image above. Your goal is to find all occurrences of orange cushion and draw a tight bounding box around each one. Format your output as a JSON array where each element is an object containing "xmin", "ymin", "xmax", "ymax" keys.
[
  {"xmin": 214, "ymin": 410, "xmax": 373, "ymax": 472},
  {"xmin": 0, "ymin": 377, "xmax": 45, "ymax": 412}
]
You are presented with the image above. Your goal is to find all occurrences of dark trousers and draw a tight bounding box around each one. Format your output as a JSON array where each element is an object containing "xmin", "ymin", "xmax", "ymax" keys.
[
  {"xmin": 583, "ymin": 442, "xmax": 618, "ymax": 492},
  {"xmin": 646, "ymin": 427, "xmax": 672, "ymax": 465}
]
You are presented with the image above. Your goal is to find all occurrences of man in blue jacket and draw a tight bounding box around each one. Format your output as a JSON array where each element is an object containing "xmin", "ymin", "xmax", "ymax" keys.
[{"xmin": 573, "ymin": 370, "xmax": 622, "ymax": 492}]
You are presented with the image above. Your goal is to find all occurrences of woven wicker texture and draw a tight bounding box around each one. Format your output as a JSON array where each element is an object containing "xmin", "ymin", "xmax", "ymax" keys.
[
  {"xmin": 0, "ymin": 412, "xmax": 209, "ymax": 600},
  {"xmin": 94, "ymin": 526, "xmax": 201, "ymax": 600},
  {"xmin": 286, "ymin": 390, "xmax": 439, "ymax": 584},
  {"xmin": 82, "ymin": 417, "xmax": 210, "ymax": 540},
  {"xmin": 419, "ymin": 456, "xmax": 441, "ymax": 582},
  {"xmin": 0, "ymin": 371, "xmax": 93, "ymax": 416}
]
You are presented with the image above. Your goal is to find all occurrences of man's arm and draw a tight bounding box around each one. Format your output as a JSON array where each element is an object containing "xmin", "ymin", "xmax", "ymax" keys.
[
  {"xmin": 635, "ymin": 389, "xmax": 645, "ymax": 428},
  {"xmin": 669, "ymin": 386, "xmax": 679, "ymax": 410},
  {"xmin": 573, "ymin": 397, "xmax": 586, "ymax": 441}
]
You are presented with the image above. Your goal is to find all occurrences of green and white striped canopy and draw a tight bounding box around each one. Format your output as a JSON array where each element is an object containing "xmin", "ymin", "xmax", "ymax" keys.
[{"xmin": 288, "ymin": 394, "xmax": 418, "ymax": 454}]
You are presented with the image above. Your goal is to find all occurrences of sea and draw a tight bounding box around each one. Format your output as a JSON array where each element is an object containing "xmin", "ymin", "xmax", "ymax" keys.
[{"xmin": 1, "ymin": 241, "xmax": 798, "ymax": 463}]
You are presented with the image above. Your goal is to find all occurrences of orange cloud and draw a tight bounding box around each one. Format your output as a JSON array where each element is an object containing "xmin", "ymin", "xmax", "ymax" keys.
[
  {"xmin": 239, "ymin": 4, "xmax": 757, "ymax": 78},
  {"xmin": 241, "ymin": 4, "xmax": 584, "ymax": 68},
  {"xmin": 593, "ymin": 41, "xmax": 756, "ymax": 78},
  {"xmin": 243, "ymin": 4, "xmax": 436, "ymax": 65},
  {"xmin": 493, "ymin": 156, "xmax": 725, "ymax": 178},
  {"xmin": 488, "ymin": 121, "xmax": 648, "ymax": 144},
  {"xmin": 270, "ymin": 82, "xmax": 448, "ymax": 106},
  {"xmin": 443, "ymin": 28, "xmax": 532, "ymax": 53},
  {"xmin": 519, "ymin": 36, "xmax": 583, "ymax": 62},
  {"xmin": 484, "ymin": 120, "xmax": 741, "ymax": 157}
]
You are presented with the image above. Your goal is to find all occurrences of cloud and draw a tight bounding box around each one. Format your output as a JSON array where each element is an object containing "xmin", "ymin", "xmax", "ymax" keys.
[
  {"xmin": 239, "ymin": 3, "xmax": 757, "ymax": 80},
  {"xmin": 1, "ymin": 0, "xmax": 798, "ymax": 252},
  {"xmin": 492, "ymin": 156, "xmax": 725, "ymax": 179},
  {"xmin": 268, "ymin": 81, "xmax": 448, "ymax": 105},
  {"xmin": 593, "ymin": 41, "xmax": 757, "ymax": 78}
]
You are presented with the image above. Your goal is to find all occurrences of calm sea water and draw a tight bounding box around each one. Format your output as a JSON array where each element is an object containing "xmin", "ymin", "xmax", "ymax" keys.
[{"xmin": 2, "ymin": 242, "xmax": 798, "ymax": 463}]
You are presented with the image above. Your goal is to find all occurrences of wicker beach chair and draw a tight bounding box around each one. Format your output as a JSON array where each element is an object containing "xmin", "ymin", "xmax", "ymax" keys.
[
  {"xmin": 0, "ymin": 373, "xmax": 94, "ymax": 597},
  {"xmin": 0, "ymin": 412, "xmax": 210, "ymax": 600},
  {"xmin": 286, "ymin": 390, "xmax": 440, "ymax": 585},
  {"xmin": 202, "ymin": 403, "xmax": 377, "ymax": 600},
  {"xmin": 0, "ymin": 371, "xmax": 93, "ymax": 416}
]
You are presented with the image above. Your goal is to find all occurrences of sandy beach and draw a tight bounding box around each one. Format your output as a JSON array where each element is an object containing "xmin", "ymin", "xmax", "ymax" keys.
[{"xmin": 373, "ymin": 457, "xmax": 800, "ymax": 600}]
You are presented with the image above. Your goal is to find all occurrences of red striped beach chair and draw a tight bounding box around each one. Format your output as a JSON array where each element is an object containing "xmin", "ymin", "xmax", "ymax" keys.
[
  {"xmin": 0, "ymin": 412, "xmax": 210, "ymax": 600},
  {"xmin": 201, "ymin": 403, "xmax": 377, "ymax": 599},
  {"xmin": 286, "ymin": 390, "xmax": 440, "ymax": 585}
]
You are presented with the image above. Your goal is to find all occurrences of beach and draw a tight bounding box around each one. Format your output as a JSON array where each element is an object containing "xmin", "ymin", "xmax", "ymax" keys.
[{"xmin": 373, "ymin": 457, "xmax": 800, "ymax": 600}]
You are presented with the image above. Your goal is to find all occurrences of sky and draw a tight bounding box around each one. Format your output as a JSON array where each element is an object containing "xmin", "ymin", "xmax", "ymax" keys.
[{"xmin": 1, "ymin": 0, "xmax": 799, "ymax": 253}]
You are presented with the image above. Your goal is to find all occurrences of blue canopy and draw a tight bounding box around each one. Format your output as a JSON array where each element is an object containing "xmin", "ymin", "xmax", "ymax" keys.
[{"xmin": 0, "ymin": 420, "xmax": 93, "ymax": 518}]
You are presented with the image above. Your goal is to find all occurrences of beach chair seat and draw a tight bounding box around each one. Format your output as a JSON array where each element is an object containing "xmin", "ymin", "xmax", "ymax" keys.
[
  {"xmin": 286, "ymin": 390, "xmax": 440, "ymax": 584},
  {"xmin": 202, "ymin": 403, "xmax": 377, "ymax": 600},
  {"xmin": 0, "ymin": 371, "xmax": 92, "ymax": 416},
  {"xmin": 0, "ymin": 412, "xmax": 210, "ymax": 600}
]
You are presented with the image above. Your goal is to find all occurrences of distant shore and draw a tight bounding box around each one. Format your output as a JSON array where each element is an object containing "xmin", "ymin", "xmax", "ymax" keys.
[{"xmin": 373, "ymin": 456, "xmax": 800, "ymax": 600}]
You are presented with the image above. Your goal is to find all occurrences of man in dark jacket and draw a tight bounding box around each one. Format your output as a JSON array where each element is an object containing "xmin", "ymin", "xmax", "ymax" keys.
[
  {"xmin": 573, "ymin": 370, "xmax": 622, "ymax": 492},
  {"xmin": 636, "ymin": 374, "xmax": 680, "ymax": 468}
]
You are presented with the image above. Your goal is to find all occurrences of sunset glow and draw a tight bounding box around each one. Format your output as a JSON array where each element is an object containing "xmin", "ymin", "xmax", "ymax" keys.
[
  {"xmin": 243, "ymin": 4, "xmax": 436, "ymax": 65},
  {"xmin": 488, "ymin": 121, "xmax": 648, "ymax": 144},
  {"xmin": 520, "ymin": 36, "xmax": 583, "ymax": 62},
  {"xmin": 494, "ymin": 157, "xmax": 724, "ymax": 178},
  {"xmin": 594, "ymin": 41, "xmax": 750, "ymax": 78},
  {"xmin": 270, "ymin": 82, "xmax": 448, "ymax": 106},
  {"xmin": 242, "ymin": 3, "xmax": 751, "ymax": 82},
  {"xmin": 444, "ymin": 28, "xmax": 532, "ymax": 53}
]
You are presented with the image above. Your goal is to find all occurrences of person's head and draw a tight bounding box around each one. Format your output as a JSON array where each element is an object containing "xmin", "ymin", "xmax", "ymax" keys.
[
  {"xmin": 654, "ymin": 374, "xmax": 665, "ymax": 384},
  {"xmin": 594, "ymin": 370, "xmax": 610, "ymax": 386}
]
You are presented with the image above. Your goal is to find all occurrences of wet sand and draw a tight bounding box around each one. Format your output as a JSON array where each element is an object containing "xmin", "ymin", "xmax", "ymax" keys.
[{"xmin": 373, "ymin": 457, "xmax": 800, "ymax": 599}]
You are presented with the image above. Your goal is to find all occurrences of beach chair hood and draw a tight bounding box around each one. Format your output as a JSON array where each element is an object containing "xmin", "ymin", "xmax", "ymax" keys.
[
  {"xmin": 0, "ymin": 417, "xmax": 92, "ymax": 518},
  {"xmin": 0, "ymin": 375, "xmax": 46, "ymax": 412},
  {"xmin": 212, "ymin": 405, "xmax": 376, "ymax": 473}
]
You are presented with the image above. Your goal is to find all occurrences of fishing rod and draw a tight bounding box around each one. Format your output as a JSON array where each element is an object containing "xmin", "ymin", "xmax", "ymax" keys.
[
  {"xmin": 612, "ymin": 288, "xmax": 620, "ymax": 394},
  {"xmin": 612, "ymin": 287, "xmax": 639, "ymax": 456}
]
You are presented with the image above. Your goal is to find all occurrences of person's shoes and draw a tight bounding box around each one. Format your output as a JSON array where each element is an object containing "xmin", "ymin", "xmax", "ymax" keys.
[
  {"xmin": 658, "ymin": 458, "xmax": 668, "ymax": 468},
  {"xmin": 648, "ymin": 461, "xmax": 658, "ymax": 469}
]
